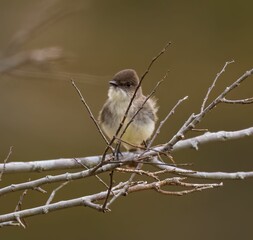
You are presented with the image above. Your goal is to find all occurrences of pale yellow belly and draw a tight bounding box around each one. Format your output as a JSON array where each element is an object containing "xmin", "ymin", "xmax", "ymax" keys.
[{"xmin": 101, "ymin": 118, "xmax": 155, "ymax": 150}]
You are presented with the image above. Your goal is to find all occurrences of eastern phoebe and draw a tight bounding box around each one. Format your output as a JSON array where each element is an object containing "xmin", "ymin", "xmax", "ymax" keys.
[{"xmin": 98, "ymin": 69, "xmax": 158, "ymax": 151}]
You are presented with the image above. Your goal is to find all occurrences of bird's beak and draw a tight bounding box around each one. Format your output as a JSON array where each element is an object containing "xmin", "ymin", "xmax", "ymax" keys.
[{"xmin": 109, "ymin": 80, "xmax": 118, "ymax": 87}]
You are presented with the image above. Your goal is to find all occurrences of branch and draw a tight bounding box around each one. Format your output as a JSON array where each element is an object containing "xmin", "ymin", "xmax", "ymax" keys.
[
  {"xmin": 221, "ymin": 97, "xmax": 253, "ymax": 104},
  {"xmin": 0, "ymin": 127, "xmax": 252, "ymax": 175},
  {"xmin": 0, "ymin": 160, "xmax": 123, "ymax": 197},
  {"xmin": 163, "ymin": 66, "xmax": 253, "ymax": 152},
  {"xmin": 0, "ymin": 177, "xmax": 221, "ymax": 224},
  {"xmin": 150, "ymin": 157, "xmax": 253, "ymax": 180}
]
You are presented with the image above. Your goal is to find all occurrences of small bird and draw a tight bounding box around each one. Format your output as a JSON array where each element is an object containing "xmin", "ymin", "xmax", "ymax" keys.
[{"xmin": 98, "ymin": 69, "xmax": 158, "ymax": 151}]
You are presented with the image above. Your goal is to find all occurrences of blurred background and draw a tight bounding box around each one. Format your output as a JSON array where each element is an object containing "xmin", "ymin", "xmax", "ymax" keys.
[{"xmin": 0, "ymin": 0, "xmax": 252, "ymax": 239}]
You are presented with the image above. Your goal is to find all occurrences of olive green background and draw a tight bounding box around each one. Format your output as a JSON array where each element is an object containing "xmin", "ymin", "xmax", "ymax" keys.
[{"xmin": 0, "ymin": 0, "xmax": 252, "ymax": 239}]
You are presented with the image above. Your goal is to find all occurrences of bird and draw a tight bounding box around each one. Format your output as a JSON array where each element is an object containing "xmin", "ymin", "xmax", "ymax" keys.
[{"xmin": 98, "ymin": 69, "xmax": 158, "ymax": 151}]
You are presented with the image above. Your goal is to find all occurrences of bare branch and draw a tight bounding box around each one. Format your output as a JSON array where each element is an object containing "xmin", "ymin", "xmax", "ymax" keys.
[
  {"xmin": 163, "ymin": 67, "xmax": 253, "ymax": 152},
  {"xmin": 0, "ymin": 177, "xmax": 220, "ymax": 225},
  {"xmin": 0, "ymin": 158, "xmax": 127, "ymax": 197},
  {"xmin": 0, "ymin": 127, "xmax": 252, "ymax": 175},
  {"xmin": 221, "ymin": 97, "xmax": 253, "ymax": 104},
  {"xmin": 150, "ymin": 157, "xmax": 253, "ymax": 180}
]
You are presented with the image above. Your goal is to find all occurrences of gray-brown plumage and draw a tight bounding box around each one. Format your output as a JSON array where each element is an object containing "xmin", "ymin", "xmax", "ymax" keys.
[{"xmin": 98, "ymin": 69, "xmax": 158, "ymax": 150}]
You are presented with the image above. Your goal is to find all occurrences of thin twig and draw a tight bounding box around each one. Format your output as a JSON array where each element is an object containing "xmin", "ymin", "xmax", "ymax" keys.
[
  {"xmin": 71, "ymin": 80, "xmax": 111, "ymax": 148},
  {"xmin": 115, "ymin": 43, "xmax": 171, "ymax": 142},
  {"xmin": 201, "ymin": 60, "xmax": 234, "ymax": 112},
  {"xmin": 16, "ymin": 216, "xmax": 26, "ymax": 229},
  {"xmin": 0, "ymin": 221, "xmax": 20, "ymax": 228},
  {"xmin": 155, "ymin": 184, "xmax": 220, "ymax": 196},
  {"xmin": 148, "ymin": 96, "xmax": 188, "ymax": 148},
  {"xmin": 106, "ymin": 162, "xmax": 143, "ymax": 208},
  {"xmin": 191, "ymin": 128, "xmax": 209, "ymax": 132},
  {"xmin": 116, "ymin": 168, "xmax": 167, "ymax": 181},
  {"xmin": 114, "ymin": 137, "xmax": 146, "ymax": 150},
  {"xmin": 13, "ymin": 189, "xmax": 28, "ymax": 228},
  {"xmin": 163, "ymin": 66, "xmax": 253, "ymax": 152},
  {"xmin": 73, "ymin": 158, "xmax": 110, "ymax": 190},
  {"xmin": 46, "ymin": 181, "xmax": 69, "ymax": 205},
  {"xmin": 221, "ymin": 97, "xmax": 253, "ymax": 104},
  {"xmin": 101, "ymin": 171, "xmax": 114, "ymax": 211},
  {"xmin": 119, "ymin": 71, "xmax": 168, "ymax": 141},
  {"xmin": 0, "ymin": 146, "xmax": 13, "ymax": 181},
  {"xmin": 34, "ymin": 187, "xmax": 47, "ymax": 194},
  {"xmin": 15, "ymin": 189, "xmax": 28, "ymax": 212}
]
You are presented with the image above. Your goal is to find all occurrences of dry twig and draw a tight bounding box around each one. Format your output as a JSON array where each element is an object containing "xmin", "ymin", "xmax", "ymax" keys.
[
  {"xmin": 200, "ymin": 60, "xmax": 234, "ymax": 112},
  {"xmin": 46, "ymin": 182, "xmax": 69, "ymax": 205},
  {"xmin": 71, "ymin": 80, "xmax": 110, "ymax": 146},
  {"xmin": 0, "ymin": 146, "xmax": 13, "ymax": 181}
]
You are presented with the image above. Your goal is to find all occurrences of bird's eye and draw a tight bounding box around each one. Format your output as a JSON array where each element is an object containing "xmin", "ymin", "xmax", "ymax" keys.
[{"xmin": 126, "ymin": 82, "xmax": 131, "ymax": 87}]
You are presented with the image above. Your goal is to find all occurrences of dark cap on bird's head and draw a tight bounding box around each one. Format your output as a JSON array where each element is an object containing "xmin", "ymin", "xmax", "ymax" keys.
[{"xmin": 109, "ymin": 69, "xmax": 142, "ymax": 97}]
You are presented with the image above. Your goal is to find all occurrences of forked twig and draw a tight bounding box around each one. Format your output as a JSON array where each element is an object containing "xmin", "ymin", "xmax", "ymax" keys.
[
  {"xmin": 46, "ymin": 182, "xmax": 69, "ymax": 205},
  {"xmin": 15, "ymin": 189, "xmax": 28, "ymax": 212},
  {"xmin": 201, "ymin": 60, "xmax": 234, "ymax": 112},
  {"xmin": 163, "ymin": 66, "xmax": 253, "ymax": 152},
  {"xmin": 14, "ymin": 189, "xmax": 29, "ymax": 229}
]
